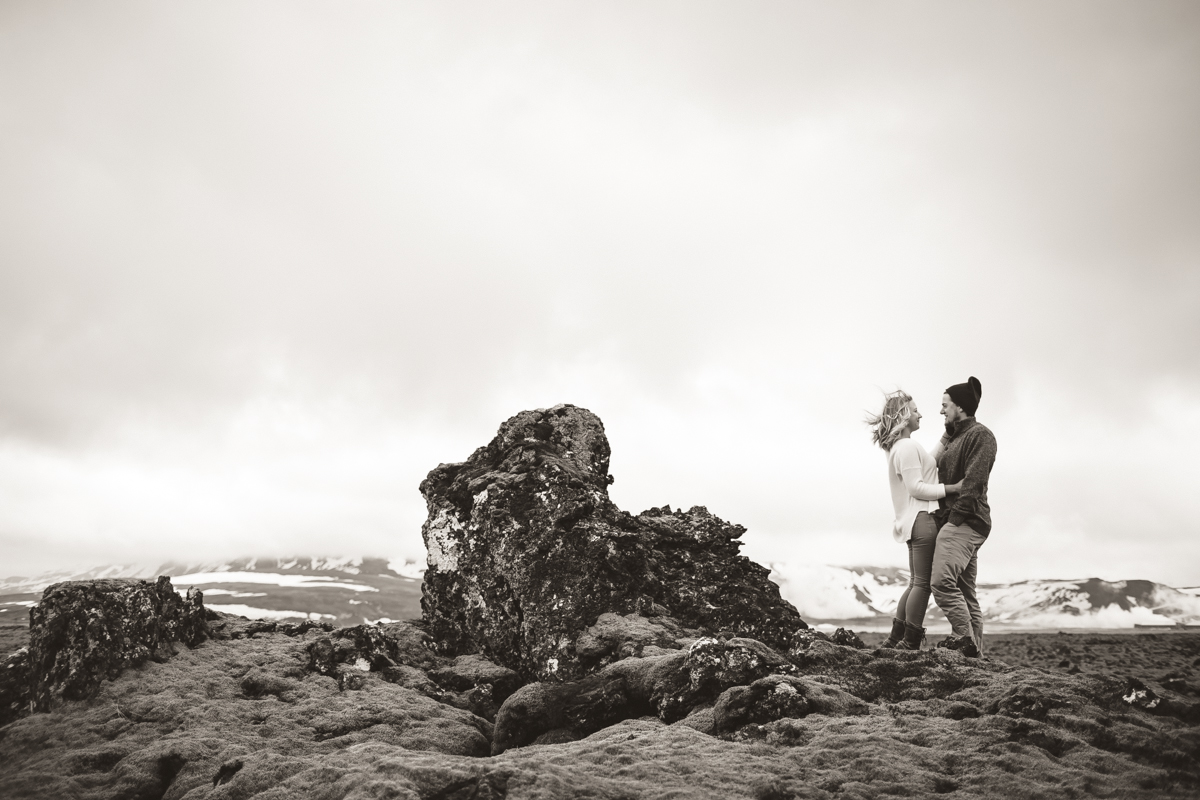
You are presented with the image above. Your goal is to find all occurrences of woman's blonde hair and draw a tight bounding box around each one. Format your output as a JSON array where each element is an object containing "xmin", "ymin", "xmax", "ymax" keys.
[{"xmin": 866, "ymin": 389, "xmax": 913, "ymax": 451}]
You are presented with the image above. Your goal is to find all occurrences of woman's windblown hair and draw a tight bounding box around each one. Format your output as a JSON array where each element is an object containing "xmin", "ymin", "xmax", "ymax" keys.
[{"xmin": 866, "ymin": 389, "xmax": 913, "ymax": 451}]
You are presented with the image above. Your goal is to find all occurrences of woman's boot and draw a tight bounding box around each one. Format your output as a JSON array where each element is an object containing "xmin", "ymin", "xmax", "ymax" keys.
[
  {"xmin": 895, "ymin": 622, "xmax": 925, "ymax": 650},
  {"xmin": 880, "ymin": 618, "xmax": 906, "ymax": 648}
]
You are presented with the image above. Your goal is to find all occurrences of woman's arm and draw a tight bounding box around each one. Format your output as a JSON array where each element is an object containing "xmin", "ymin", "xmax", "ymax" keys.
[
  {"xmin": 900, "ymin": 466, "xmax": 946, "ymax": 500},
  {"xmin": 930, "ymin": 434, "xmax": 950, "ymax": 461},
  {"xmin": 894, "ymin": 442, "xmax": 946, "ymax": 500}
]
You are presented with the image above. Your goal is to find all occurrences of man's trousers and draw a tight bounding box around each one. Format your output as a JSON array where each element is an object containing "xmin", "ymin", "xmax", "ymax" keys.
[{"xmin": 931, "ymin": 522, "xmax": 986, "ymax": 654}]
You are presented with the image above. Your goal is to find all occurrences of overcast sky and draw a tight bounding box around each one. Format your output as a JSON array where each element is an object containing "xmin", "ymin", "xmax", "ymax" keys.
[{"xmin": 2, "ymin": 1, "xmax": 1198, "ymax": 586}]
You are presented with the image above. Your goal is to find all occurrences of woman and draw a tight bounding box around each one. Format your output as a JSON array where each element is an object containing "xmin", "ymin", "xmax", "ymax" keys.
[{"xmin": 867, "ymin": 390, "xmax": 961, "ymax": 650}]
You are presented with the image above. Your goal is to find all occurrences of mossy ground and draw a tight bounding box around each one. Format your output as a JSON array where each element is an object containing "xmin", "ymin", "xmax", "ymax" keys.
[{"xmin": 2, "ymin": 629, "xmax": 1198, "ymax": 799}]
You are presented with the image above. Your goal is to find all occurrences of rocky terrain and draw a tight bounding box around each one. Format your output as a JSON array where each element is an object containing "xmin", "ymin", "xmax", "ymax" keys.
[{"xmin": 2, "ymin": 404, "xmax": 1199, "ymax": 799}]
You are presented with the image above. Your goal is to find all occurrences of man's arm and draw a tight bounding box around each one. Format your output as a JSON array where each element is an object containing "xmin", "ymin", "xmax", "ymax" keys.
[{"xmin": 947, "ymin": 429, "xmax": 997, "ymax": 527}]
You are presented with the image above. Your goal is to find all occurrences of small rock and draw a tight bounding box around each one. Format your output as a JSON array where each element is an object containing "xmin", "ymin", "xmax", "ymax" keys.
[
  {"xmin": 685, "ymin": 637, "xmax": 795, "ymax": 695},
  {"xmin": 991, "ymin": 685, "xmax": 1066, "ymax": 722},
  {"xmin": 830, "ymin": 628, "xmax": 865, "ymax": 649},
  {"xmin": 713, "ymin": 676, "xmax": 810, "ymax": 732},
  {"xmin": 712, "ymin": 675, "xmax": 869, "ymax": 734},
  {"xmin": 789, "ymin": 629, "xmax": 833, "ymax": 651},
  {"xmin": 1122, "ymin": 678, "xmax": 1161, "ymax": 710}
]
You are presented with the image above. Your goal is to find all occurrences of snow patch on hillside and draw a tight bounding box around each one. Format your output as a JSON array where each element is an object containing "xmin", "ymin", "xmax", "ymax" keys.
[
  {"xmin": 387, "ymin": 559, "xmax": 426, "ymax": 581},
  {"xmin": 768, "ymin": 563, "xmax": 905, "ymax": 619},
  {"xmin": 173, "ymin": 572, "xmax": 378, "ymax": 592},
  {"xmin": 0, "ymin": 556, "xmax": 425, "ymax": 595},
  {"xmin": 205, "ymin": 604, "xmax": 337, "ymax": 621}
]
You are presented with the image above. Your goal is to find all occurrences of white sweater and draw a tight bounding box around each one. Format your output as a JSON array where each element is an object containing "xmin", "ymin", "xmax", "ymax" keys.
[{"xmin": 887, "ymin": 437, "xmax": 946, "ymax": 543}]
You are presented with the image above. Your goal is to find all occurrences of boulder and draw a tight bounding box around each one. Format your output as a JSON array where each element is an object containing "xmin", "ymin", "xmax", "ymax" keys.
[
  {"xmin": 428, "ymin": 654, "xmax": 523, "ymax": 720},
  {"xmin": 302, "ymin": 623, "xmax": 522, "ymax": 721},
  {"xmin": 419, "ymin": 404, "xmax": 805, "ymax": 680},
  {"xmin": 491, "ymin": 637, "xmax": 799, "ymax": 753},
  {"xmin": 829, "ymin": 628, "xmax": 866, "ymax": 649},
  {"xmin": 27, "ymin": 576, "xmax": 207, "ymax": 711},
  {"xmin": 712, "ymin": 675, "xmax": 869, "ymax": 733}
]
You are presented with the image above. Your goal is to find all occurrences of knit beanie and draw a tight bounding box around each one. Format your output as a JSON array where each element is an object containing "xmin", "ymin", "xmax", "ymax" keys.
[{"xmin": 945, "ymin": 376, "xmax": 982, "ymax": 416}]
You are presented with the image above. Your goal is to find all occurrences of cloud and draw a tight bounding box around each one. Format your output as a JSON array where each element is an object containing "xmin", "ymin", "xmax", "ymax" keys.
[{"xmin": 1, "ymin": 2, "xmax": 1197, "ymax": 582}]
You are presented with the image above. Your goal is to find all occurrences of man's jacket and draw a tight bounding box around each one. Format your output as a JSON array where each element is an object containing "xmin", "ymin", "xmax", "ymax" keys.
[{"xmin": 935, "ymin": 417, "xmax": 997, "ymax": 536}]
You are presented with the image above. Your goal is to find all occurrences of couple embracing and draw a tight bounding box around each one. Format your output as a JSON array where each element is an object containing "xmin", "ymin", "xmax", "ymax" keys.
[{"xmin": 868, "ymin": 377, "xmax": 997, "ymax": 657}]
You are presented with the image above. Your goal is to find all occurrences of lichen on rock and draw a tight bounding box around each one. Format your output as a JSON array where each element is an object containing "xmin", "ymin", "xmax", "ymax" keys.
[
  {"xmin": 27, "ymin": 576, "xmax": 208, "ymax": 711},
  {"xmin": 419, "ymin": 404, "xmax": 805, "ymax": 681}
]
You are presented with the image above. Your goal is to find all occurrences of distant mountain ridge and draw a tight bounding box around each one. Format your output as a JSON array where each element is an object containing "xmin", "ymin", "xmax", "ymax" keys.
[
  {"xmin": 0, "ymin": 557, "xmax": 427, "ymax": 627},
  {"xmin": 4, "ymin": 557, "xmax": 1199, "ymax": 631},
  {"xmin": 768, "ymin": 563, "xmax": 1200, "ymax": 630},
  {"xmin": 0, "ymin": 556, "xmax": 423, "ymax": 596}
]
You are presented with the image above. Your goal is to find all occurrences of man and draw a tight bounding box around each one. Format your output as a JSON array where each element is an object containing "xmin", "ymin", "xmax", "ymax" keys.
[{"xmin": 931, "ymin": 376, "xmax": 997, "ymax": 658}]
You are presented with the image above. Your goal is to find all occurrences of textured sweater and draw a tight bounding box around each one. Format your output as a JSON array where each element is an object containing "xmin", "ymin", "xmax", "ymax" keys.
[
  {"xmin": 935, "ymin": 417, "xmax": 998, "ymax": 536},
  {"xmin": 886, "ymin": 438, "xmax": 945, "ymax": 543}
]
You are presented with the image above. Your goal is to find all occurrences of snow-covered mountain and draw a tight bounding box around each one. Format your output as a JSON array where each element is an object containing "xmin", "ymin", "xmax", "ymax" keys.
[
  {"xmin": 5, "ymin": 557, "xmax": 1199, "ymax": 631},
  {"xmin": 0, "ymin": 557, "xmax": 427, "ymax": 626},
  {"xmin": 768, "ymin": 563, "xmax": 1200, "ymax": 630},
  {"xmin": 0, "ymin": 556, "xmax": 424, "ymax": 595}
]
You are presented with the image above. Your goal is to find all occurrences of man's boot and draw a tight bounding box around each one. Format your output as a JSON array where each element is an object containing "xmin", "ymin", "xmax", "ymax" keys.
[
  {"xmin": 880, "ymin": 618, "xmax": 906, "ymax": 648},
  {"xmin": 894, "ymin": 622, "xmax": 925, "ymax": 650},
  {"xmin": 936, "ymin": 633, "xmax": 979, "ymax": 658}
]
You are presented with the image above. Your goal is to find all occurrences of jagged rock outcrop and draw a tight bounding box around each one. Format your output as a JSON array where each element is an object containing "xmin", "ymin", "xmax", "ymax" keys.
[
  {"xmin": 27, "ymin": 576, "xmax": 208, "ymax": 711},
  {"xmin": 419, "ymin": 404, "xmax": 805, "ymax": 681}
]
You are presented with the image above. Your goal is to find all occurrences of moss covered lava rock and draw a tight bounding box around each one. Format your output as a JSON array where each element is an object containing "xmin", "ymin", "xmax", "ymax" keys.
[
  {"xmin": 28, "ymin": 576, "xmax": 207, "ymax": 711},
  {"xmin": 419, "ymin": 404, "xmax": 805, "ymax": 681}
]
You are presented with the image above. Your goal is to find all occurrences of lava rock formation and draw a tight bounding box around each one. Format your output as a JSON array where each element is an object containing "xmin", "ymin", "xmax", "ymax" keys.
[
  {"xmin": 27, "ymin": 576, "xmax": 208, "ymax": 711},
  {"xmin": 419, "ymin": 404, "xmax": 805, "ymax": 681}
]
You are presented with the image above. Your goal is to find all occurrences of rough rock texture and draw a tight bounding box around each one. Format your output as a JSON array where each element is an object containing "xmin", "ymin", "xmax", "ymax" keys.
[
  {"xmin": 300, "ymin": 621, "xmax": 521, "ymax": 722},
  {"xmin": 419, "ymin": 404, "xmax": 805, "ymax": 680},
  {"xmin": 0, "ymin": 647, "xmax": 30, "ymax": 726},
  {"xmin": 27, "ymin": 577, "xmax": 208, "ymax": 711},
  {"xmin": 711, "ymin": 674, "xmax": 869, "ymax": 733},
  {"xmin": 491, "ymin": 637, "xmax": 801, "ymax": 753}
]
